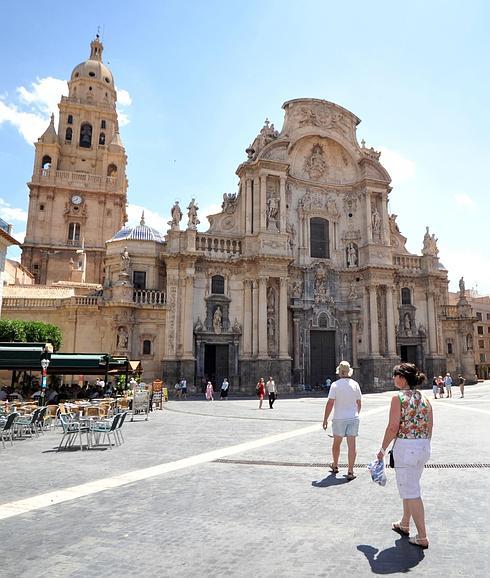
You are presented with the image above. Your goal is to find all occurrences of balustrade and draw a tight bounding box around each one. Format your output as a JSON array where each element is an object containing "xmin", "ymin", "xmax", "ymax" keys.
[
  {"xmin": 133, "ymin": 289, "xmax": 166, "ymax": 305},
  {"xmin": 195, "ymin": 235, "xmax": 242, "ymax": 256},
  {"xmin": 37, "ymin": 169, "xmax": 117, "ymax": 190}
]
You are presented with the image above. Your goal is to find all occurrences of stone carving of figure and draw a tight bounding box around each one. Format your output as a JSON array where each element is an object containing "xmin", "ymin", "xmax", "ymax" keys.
[
  {"xmin": 222, "ymin": 193, "xmax": 237, "ymax": 214},
  {"xmin": 346, "ymin": 242, "xmax": 358, "ymax": 268},
  {"xmin": 194, "ymin": 317, "xmax": 203, "ymax": 332},
  {"xmin": 404, "ymin": 313, "xmax": 412, "ymax": 333},
  {"xmin": 169, "ymin": 201, "xmax": 182, "ymax": 228},
  {"xmin": 304, "ymin": 144, "xmax": 327, "ymax": 179},
  {"xmin": 371, "ymin": 206, "xmax": 381, "ymax": 234},
  {"xmin": 266, "ymin": 196, "xmax": 279, "ymax": 228},
  {"xmin": 267, "ymin": 317, "xmax": 275, "ymax": 340},
  {"xmin": 267, "ymin": 287, "xmax": 276, "ymax": 313},
  {"xmin": 187, "ymin": 198, "xmax": 200, "ymax": 229},
  {"xmin": 422, "ymin": 226, "xmax": 439, "ymax": 256},
  {"xmin": 117, "ymin": 326, "xmax": 128, "ymax": 349},
  {"xmin": 348, "ymin": 281, "xmax": 358, "ymax": 300},
  {"xmin": 466, "ymin": 333, "xmax": 473, "ymax": 350},
  {"xmin": 120, "ymin": 247, "xmax": 130, "ymax": 273},
  {"xmin": 459, "ymin": 276, "xmax": 465, "ymax": 296},
  {"xmin": 213, "ymin": 306, "xmax": 222, "ymax": 335}
]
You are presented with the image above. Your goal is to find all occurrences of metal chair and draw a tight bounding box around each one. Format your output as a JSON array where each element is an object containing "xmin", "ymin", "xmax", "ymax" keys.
[
  {"xmin": 114, "ymin": 411, "xmax": 129, "ymax": 444},
  {"xmin": 15, "ymin": 407, "xmax": 42, "ymax": 438},
  {"xmin": 57, "ymin": 413, "xmax": 91, "ymax": 451},
  {"xmin": 90, "ymin": 413, "xmax": 121, "ymax": 449},
  {"xmin": 1, "ymin": 412, "xmax": 19, "ymax": 447}
]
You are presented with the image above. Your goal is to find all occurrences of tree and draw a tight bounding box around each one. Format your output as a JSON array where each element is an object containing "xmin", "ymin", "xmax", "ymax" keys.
[{"xmin": 0, "ymin": 319, "xmax": 62, "ymax": 350}]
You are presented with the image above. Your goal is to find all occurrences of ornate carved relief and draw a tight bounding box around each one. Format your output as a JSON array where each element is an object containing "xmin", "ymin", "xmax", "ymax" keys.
[
  {"xmin": 345, "ymin": 242, "xmax": 358, "ymax": 268},
  {"xmin": 304, "ymin": 144, "xmax": 328, "ymax": 180},
  {"xmin": 298, "ymin": 190, "xmax": 339, "ymax": 219},
  {"xmin": 221, "ymin": 193, "xmax": 237, "ymax": 214}
]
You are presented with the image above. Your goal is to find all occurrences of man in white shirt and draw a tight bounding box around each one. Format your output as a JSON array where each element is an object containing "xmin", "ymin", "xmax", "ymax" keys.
[
  {"xmin": 266, "ymin": 376, "xmax": 277, "ymax": 409},
  {"xmin": 322, "ymin": 361, "xmax": 362, "ymax": 480}
]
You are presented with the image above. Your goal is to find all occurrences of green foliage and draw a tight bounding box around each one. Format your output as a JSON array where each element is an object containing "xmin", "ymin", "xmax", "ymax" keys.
[{"xmin": 0, "ymin": 319, "xmax": 62, "ymax": 350}]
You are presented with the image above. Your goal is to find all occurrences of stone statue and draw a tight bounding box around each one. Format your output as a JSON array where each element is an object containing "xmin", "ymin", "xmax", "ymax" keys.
[
  {"xmin": 187, "ymin": 198, "xmax": 200, "ymax": 230},
  {"xmin": 117, "ymin": 326, "xmax": 128, "ymax": 349},
  {"xmin": 169, "ymin": 201, "xmax": 182, "ymax": 228},
  {"xmin": 422, "ymin": 226, "xmax": 439, "ymax": 256},
  {"xmin": 459, "ymin": 276, "xmax": 465, "ymax": 296},
  {"xmin": 213, "ymin": 306, "xmax": 222, "ymax": 335},
  {"xmin": 346, "ymin": 242, "xmax": 358, "ymax": 268},
  {"xmin": 266, "ymin": 196, "xmax": 279, "ymax": 227},
  {"xmin": 371, "ymin": 206, "xmax": 381, "ymax": 234},
  {"xmin": 267, "ymin": 287, "xmax": 276, "ymax": 312},
  {"xmin": 267, "ymin": 317, "xmax": 275, "ymax": 339},
  {"xmin": 404, "ymin": 313, "xmax": 412, "ymax": 332},
  {"xmin": 120, "ymin": 247, "xmax": 130, "ymax": 273},
  {"xmin": 304, "ymin": 144, "xmax": 327, "ymax": 179},
  {"xmin": 348, "ymin": 282, "xmax": 358, "ymax": 300}
]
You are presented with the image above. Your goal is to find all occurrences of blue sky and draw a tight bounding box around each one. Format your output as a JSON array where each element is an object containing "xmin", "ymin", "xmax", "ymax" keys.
[{"xmin": 1, "ymin": 0, "xmax": 488, "ymax": 293}]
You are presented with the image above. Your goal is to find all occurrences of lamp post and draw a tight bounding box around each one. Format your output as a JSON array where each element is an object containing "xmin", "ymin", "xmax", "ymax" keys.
[{"xmin": 40, "ymin": 343, "xmax": 53, "ymax": 406}]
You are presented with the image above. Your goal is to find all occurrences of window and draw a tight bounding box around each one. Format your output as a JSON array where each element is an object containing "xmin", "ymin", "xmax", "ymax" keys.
[
  {"xmin": 488, "ymin": 327, "xmax": 490, "ymax": 333},
  {"xmin": 318, "ymin": 313, "xmax": 328, "ymax": 328},
  {"xmin": 310, "ymin": 217, "xmax": 329, "ymax": 259},
  {"xmin": 211, "ymin": 275, "xmax": 225, "ymax": 294},
  {"xmin": 99, "ymin": 132, "xmax": 105, "ymax": 145},
  {"xmin": 101, "ymin": 120, "xmax": 106, "ymax": 129},
  {"xmin": 133, "ymin": 271, "xmax": 146, "ymax": 290},
  {"xmin": 478, "ymin": 326, "xmax": 484, "ymax": 335},
  {"xmin": 68, "ymin": 222, "xmax": 80, "ymax": 242},
  {"xmin": 67, "ymin": 115, "xmax": 73, "ymax": 124},
  {"xmin": 79, "ymin": 123, "xmax": 92, "ymax": 148},
  {"xmin": 487, "ymin": 313, "xmax": 490, "ymax": 321},
  {"xmin": 401, "ymin": 287, "xmax": 411, "ymax": 305},
  {"xmin": 65, "ymin": 127, "xmax": 72, "ymax": 141},
  {"xmin": 476, "ymin": 312, "xmax": 482, "ymax": 321},
  {"xmin": 447, "ymin": 342, "xmax": 453, "ymax": 355},
  {"xmin": 479, "ymin": 340, "xmax": 485, "ymax": 349},
  {"xmin": 39, "ymin": 204, "xmax": 45, "ymax": 211},
  {"xmin": 143, "ymin": 340, "xmax": 151, "ymax": 355},
  {"xmin": 480, "ymin": 353, "xmax": 486, "ymax": 363},
  {"xmin": 41, "ymin": 155, "xmax": 52, "ymax": 170}
]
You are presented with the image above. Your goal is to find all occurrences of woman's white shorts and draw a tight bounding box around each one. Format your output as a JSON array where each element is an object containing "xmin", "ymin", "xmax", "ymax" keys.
[{"xmin": 393, "ymin": 438, "xmax": 431, "ymax": 499}]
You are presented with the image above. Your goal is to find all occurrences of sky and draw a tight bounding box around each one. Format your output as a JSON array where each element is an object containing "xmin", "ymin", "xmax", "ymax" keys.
[{"xmin": 0, "ymin": 0, "xmax": 489, "ymax": 294}]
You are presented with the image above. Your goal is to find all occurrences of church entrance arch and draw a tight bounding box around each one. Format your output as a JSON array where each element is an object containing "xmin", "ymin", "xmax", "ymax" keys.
[
  {"xmin": 204, "ymin": 344, "xmax": 229, "ymax": 390},
  {"xmin": 309, "ymin": 330, "xmax": 336, "ymax": 388}
]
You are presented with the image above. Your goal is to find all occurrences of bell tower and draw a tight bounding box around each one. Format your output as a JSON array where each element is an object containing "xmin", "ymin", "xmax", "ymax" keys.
[{"xmin": 21, "ymin": 36, "xmax": 128, "ymax": 284}]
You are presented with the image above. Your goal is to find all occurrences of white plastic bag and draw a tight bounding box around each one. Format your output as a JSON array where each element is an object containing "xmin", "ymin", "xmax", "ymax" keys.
[{"xmin": 367, "ymin": 459, "xmax": 387, "ymax": 487}]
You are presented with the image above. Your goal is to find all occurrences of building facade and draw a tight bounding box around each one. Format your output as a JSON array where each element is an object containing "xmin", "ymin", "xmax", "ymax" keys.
[{"xmin": 2, "ymin": 39, "xmax": 477, "ymax": 391}]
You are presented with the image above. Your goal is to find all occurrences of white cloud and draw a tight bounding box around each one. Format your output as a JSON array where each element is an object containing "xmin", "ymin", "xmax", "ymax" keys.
[
  {"xmin": 454, "ymin": 193, "xmax": 476, "ymax": 209},
  {"xmin": 0, "ymin": 198, "xmax": 28, "ymax": 223},
  {"xmin": 0, "ymin": 76, "xmax": 132, "ymax": 144},
  {"xmin": 439, "ymin": 245, "xmax": 490, "ymax": 296},
  {"xmin": 379, "ymin": 147, "xmax": 416, "ymax": 184}
]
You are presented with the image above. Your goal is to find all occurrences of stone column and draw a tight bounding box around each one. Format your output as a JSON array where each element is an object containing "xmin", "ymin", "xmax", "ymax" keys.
[
  {"xmin": 351, "ymin": 320, "xmax": 359, "ymax": 367},
  {"xmin": 279, "ymin": 277, "xmax": 289, "ymax": 358},
  {"xmin": 366, "ymin": 192, "xmax": 373, "ymax": 243},
  {"xmin": 242, "ymin": 279, "xmax": 252, "ymax": 357},
  {"xmin": 258, "ymin": 276, "xmax": 268, "ymax": 357},
  {"xmin": 427, "ymin": 291, "xmax": 437, "ymax": 355},
  {"xmin": 183, "ymin": 274, "xmax": 194, "ymax": 357},
  {"xmin": 253, "ymin": 177, "xmax": 260, "ymax": 234},
  {"xmin": 293, "ymin": 315, "xmax": 300, "ymax": 371},
  {"xmin": 385, "ymin": 285, "xmax": 397, "ymax": 355},
  {"xmin": 381, "ymin": 193, "xmax": 390, "ymax": 244},
  {"xmin": 368, "ymin": 285, "xmax": 380, "ymax": 355},
  {"xmin": 279, "ymin": 176, "xmax": 286, "ymax": 233},
  {"xmin": 252, "ymin": 280, "xmax": 258, "ymax": 356},
  {"xmin": 260, "ymin": 174, "xmax": 267, "ymax": 231},
  {"xmin": 245, "ymin": 178, "xmax": 252, "ymax": 234}
]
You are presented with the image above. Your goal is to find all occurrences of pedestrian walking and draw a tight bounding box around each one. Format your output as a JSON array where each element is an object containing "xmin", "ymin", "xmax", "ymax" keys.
[
  {"xmin": 444, "ymin": 372, "xmax": 453, "ymax": 398},
  {"xmin": 220, "ymin": 378, "xmax": 229, "ymax": 399},
  {"xmin": 376, "ymin": 362, "xmax": 433, "ymax": 550},
  {"xmin": 432, "ymin": 377, "xmax": 439, "ymax": 399},
  {"xmin": 266, "ymin": 376, "xmax": 277, "ymax": 409},
  {"xmin": 174, "ymin": 381, "xmax": 181, "ymax": 399},
  {"xmin": 180, "ymin": 378, "xmax": 187, "ymax": 400},
  {"xmin": 458, "ymin": 374, "xmax": 465, "ymax": 398},
  {"xmin": 256, "ymin": 377, "xmax": 265, "ymax": 409},
  {"xmin": 437, "ymin": 376, "xmax": 444, "ymax": 397},
  {"xmin": 205, "ymin": 381, "xmax": 214, "ymax": 401},
  {"xmin": 322, "ymin": 361, "xmax": 362, "ymax": 481}
]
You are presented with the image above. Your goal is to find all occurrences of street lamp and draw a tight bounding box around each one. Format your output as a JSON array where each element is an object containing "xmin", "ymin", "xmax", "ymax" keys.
[{"xmin": 40, "ymin": 343, "xmax": 53, "ymax": 406}]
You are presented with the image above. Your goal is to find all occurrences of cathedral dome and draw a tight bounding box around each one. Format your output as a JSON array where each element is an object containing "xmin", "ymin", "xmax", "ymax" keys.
[
  {"xmin": 70, "ymin": 36, "xmax": 115, "ymax": 89},
  {"xmin": 109, "ymin": 213, "xmax": 165, "ymax": 244}
]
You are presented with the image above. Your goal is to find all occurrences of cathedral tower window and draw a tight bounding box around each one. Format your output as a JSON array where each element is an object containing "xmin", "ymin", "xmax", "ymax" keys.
[
  {"xmin": 67, "ymin": 115, "xmax": 73, "ymax": 124},
  {"xmin": 401, "ymin": 287, "xmax": 412, "ymax": 305},
  {"xmin": 41, "ymin": 155, "xmax": 52, "ymax": 170},
  {"xmin": 107, "ymin": 164, "xmax": 117, "ymax": 177},
  {"xmin": 79, "ymin": 123, "xmax": 92, "ymax": 148},
  {"xmin": 143, "ymin": 340, "xmax": 152, "ymax": 355},
  {"xmin": 310, "ymin": 217, "xmax": 329, "ymax": 259},
  {"xmin": 211, "ymin": 275, "xmax": 225, "ymax": 294},
  {"xmin": 99, "ymin": 132, "xmax": 105, "ymax": 145},
  {"xmin": 65, "ymin": 127, "xmax": 72, "ymax": 142},
  {"xmin": 133, "ymin": 271, "xmax": 146, "ymax": 290},
  {"xmin": 101, "ymin": 120, "xmax": 106, "ymax": 129},
  {"xmin": 68, "ymin": 222, "xmax": 80, "ymax": 243}
]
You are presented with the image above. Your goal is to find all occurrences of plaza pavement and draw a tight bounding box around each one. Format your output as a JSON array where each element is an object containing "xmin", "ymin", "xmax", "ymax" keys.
[{"xmin": 0, "ymin": 381, "xmax": 489, "ymax": 577}]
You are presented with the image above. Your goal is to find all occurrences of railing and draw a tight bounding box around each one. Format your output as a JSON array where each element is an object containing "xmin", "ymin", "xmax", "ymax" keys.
[
  {"xmin": 393, "ymin": 255, "xmax": 422, "ymax": 270},
  {"xmin": 60, "ymin": 96, "xmax": 114, "ymax": 111},
  {"xmin": 440, "ymin": 304, "xmax": 474, "ymax": 320},
  {"xmin": 133, "ymin": 289, "xmax": 166, "ymax": 305},
  {"xmin": 73, "ymin": 296, "xmax": 100, "ymax": 306},
  {"xmin": 37, "ymin": 169, "xmax": 118, "ymax": 190},
  {"xmin": 195, "ymin": 235, "xmax": 242, "ymax": 256},
  {"xmin": 2, "ymin": 298, "xmax": 61, "ymax": 308}
]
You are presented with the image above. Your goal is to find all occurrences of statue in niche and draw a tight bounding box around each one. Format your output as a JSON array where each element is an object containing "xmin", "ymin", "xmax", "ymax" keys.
[
  {"xmin": 346, "ymin": 242, "xmax": 358, "ymax": 268},
  {"xmin": 371, "ymin": 206, "xmax": 381, "ymax": 236},
  {"xmin": 290, "ymin": 279, "xmax": 303, "ymax": 299},
  {"xmin": 266, "ymin": 196, "xmax": 279, "ymax": 229},
  {"xmin": 422, "ymin": 226, "xmax": 439, "ymax": 256},
  {"xmin": 348, "ymin": 281, "xmax": 358, "ymax": 300},
  {"xmin": 187, "ymin": 198, "xmax": 200, "ymax": 229},
  {"xmin": 304, "ymin": 144, "xmax": 327, "ymax": 180},
  {"xmin": 267, "ymin": 317, "xmax": 275, "ymax": 340},
  {"xmin": 213, "ymin": 306, "xmax": 222, "ymax": 335},
  {"xmin": 404, "ymin": 313, "xmax": 412, "ymax": 333},
  {"xmin": 466, "ymin": 333, "xmax": 473, "ymax": 350},
  {"xmin": 267, "ymin": 287, "xmax": 276, "ymax": 313},
  {"xmin": 169, "ymin": 201, "xmax": 182, "ymax": 228},
  {"xmin": 117, "ymin": 326, "xmax": 128, "ymax": 349},
  {"xmin": 120, "ymin": 247, "xmax": 130, "ymax": 273},
  {"xmin": 194, "ymin": 318, "xmax": 203, "ymax": 332}
]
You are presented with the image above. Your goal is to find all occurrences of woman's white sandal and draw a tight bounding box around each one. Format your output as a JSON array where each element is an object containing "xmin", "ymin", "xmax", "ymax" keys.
[
  {"xmin": 408, "ymin": 535, "xmax": 429, "ymax": 549},
  {"xmin": 392, "ymin": 522, "xmax": 409, "ymax": 536}
]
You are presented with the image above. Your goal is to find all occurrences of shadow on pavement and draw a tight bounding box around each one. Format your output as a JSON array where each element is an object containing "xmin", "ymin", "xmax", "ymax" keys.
[
  {"xmin": 357, "ymin": 539, "xmax": 425, "ymax": 574},
  {"xmin": 311, "ymin": 473, "xmax": 350, "ymax": 487}
]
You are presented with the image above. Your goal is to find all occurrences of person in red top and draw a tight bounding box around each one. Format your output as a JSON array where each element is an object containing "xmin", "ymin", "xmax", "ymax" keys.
[{"xmin": 256, "ymin": 377, "xmax": 265, "ymax": 409}]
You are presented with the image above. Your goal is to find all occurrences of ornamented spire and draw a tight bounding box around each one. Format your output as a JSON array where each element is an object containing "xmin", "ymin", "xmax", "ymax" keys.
[
  {"xmin": 90, "ymin": 34, "xmax": 103, "ymax": 61},
  {"xmin": 140, "ymin": 211, "xmax": 145, "ymax": 226}
]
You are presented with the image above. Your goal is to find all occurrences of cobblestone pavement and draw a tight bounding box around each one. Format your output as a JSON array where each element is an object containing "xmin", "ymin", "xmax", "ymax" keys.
[{"xmin": 1, "ymin": 382, "xmax": 489, "ymax": 577}]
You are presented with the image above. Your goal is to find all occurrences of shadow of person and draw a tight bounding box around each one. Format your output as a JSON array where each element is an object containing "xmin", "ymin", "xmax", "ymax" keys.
[
  {"xmin": 357, "ymin": 539, "xmax": 425, "ymax": 574},
  {"xmin": 311, "ymin": 473, "xmax": 349, "ymax": 487}
]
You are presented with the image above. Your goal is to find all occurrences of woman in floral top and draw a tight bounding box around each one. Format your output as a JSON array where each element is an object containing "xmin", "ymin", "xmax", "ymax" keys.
[{"xmin": 377, "ymin": 363, "xmax": 433, "ymax": 550}]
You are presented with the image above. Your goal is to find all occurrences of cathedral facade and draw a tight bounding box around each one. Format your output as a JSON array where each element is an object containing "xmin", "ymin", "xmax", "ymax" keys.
[{"xmin": 2, "ymin": 39, "xmax": 476, "ymax": 391}]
